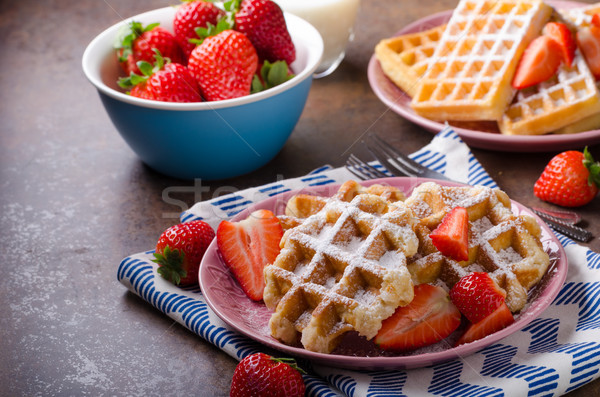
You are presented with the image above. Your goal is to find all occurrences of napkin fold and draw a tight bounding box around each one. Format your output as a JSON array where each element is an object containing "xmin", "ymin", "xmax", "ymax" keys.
[{"xmin": 118, "ymin": 127, "xmax": 600, "ymax": 397}]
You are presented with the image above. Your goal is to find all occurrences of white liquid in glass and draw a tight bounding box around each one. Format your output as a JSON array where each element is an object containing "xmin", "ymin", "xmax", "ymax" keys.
[{"xmin": 275, "ymin": 0, "xmax": 360, "ymax": 77}]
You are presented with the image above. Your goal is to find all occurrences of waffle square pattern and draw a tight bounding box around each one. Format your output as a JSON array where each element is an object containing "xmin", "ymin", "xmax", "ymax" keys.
[
  {"xmin": 264, "ymin": 182, "xmax": 418, "ymax": 353},
  {"xmin": 374, "ymin": 24, "xmax": 446, "ymax": 98},
  {"xmin": 410, "ymin": 0, "xmax": 552, "ymax": 121},
  {"xmin": 404, "ymin": 182, "xmax": 549, "ymax": 314},
  {"xmin": 264, "ymin": 181, "xmax": 550, "ymax": 353}
]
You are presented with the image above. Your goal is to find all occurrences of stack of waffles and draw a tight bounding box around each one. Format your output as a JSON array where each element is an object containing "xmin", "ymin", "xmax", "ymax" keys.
[
  {"xmin": 375, "ymin": 0, "xmax": 600, "ymax": 135},
  {"xmin": 263, "ymin": 181, "xmax": 550, "ymax": 353}
]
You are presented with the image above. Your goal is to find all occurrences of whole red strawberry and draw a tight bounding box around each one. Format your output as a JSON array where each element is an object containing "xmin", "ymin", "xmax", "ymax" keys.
[
  {"xmin": 118, "ymin": 50, "xmax": 202, "ymax": 103},
  {"xmin": 232, "ymin": 0, "xmax": 296, "ymax": 65},
  {"xmin": 116, "ymin": 21, "xmax": 185, "ymax": 75},
  {"xmin": 449, "ymin": 272, "xmax": 506, "ymax": 324},
  {"xmin": 152, "ymin": 220, "xmax": 215, "ymax": 286},
  {"xmin": 534, "ymin": 147, "xmax": 600, "ymax": 207},
  {"xmin": 173, "ymin": 0, "xmax": 226, "ymax": 58},
  {"xmin": 230, "ymin": 353, "xmax": 305, "ymax": 397},
  {"xmin": 188, "ymin": 29, "xmax": 258, "ymax": 101}
]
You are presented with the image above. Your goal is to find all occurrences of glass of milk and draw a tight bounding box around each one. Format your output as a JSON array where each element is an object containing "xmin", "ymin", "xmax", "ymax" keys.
[{"xmin": 274, "ymin": 0, "xmax": 360, "ymax": 78}]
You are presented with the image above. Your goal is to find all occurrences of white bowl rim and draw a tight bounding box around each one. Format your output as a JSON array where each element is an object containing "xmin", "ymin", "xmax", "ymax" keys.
[{"xmin": 82, "ymin": 6, "xmax": 323, "ymax": 111}]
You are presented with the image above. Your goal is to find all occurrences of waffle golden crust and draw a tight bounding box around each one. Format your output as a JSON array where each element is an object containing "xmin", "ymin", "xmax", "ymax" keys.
[
  {"xmin": 374, "ymin": 24, "xmax": 446, "ymax": 98},
  {"xmin": 264, "ymin": 181, "xmax": 551, "ymax": 353},
  {"xmin": 498, "ymin": 4, "xmax": 600, "ymax": 135},
  {"xmin": 404, "ymin": 182, "xmax": 550, "ymax": 313},
  {"xmin": 264, "ymin": 183, "xmax": 418, "ymax": 353},
  {"xmin": 410, "ymin": 0, "xmax": 552, "ymax": 121},
  {"xmin": 278, "ymin": 181, "xmax": 406, "ymax": 231}
]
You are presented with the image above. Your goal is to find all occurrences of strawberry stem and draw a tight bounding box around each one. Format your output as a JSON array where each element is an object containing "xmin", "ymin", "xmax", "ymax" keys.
[
  {"xmin": 583, "ymin": 146, "xmax": 600, "ymax": 188},
  {"xmin": 117, "ymin": 49, "xmax": 167, "ymax": 89},
  {"xmin": 269, "ymin": 357, "xmax": 306, "ymax": 374},
  {"xmin": 152, "ymin": 245, "xmax": 187, "ymax": 285}
]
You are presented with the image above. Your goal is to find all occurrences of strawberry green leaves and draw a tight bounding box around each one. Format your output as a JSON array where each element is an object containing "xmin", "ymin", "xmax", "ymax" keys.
[
  {"xmin": 153, "ymin": 245, "xmax": 187, "ymax": 286},
  {"xmin": 251, "ymin": 60, "xmax": 295, "ymax": 93}
]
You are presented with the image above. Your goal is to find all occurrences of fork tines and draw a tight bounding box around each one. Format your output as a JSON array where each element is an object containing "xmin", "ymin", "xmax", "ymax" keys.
[
  {"xmin": 364, "ymin": 134, "xmax": 425, "ymax": 178},
  {"xmin": 346, "ymin": 153, "xmax": 388, "ymax": 180}
]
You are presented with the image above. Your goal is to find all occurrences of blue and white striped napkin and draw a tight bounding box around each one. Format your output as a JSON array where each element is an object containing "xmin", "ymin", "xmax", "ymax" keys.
[{"xmin": 118, "ymin": 127, "xmax": 600, "ymax": 396}]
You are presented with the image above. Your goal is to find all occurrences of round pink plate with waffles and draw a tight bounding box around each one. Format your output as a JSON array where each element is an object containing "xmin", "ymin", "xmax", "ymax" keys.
[
  {"xmin": 199, "ymin": 178, "xmax": 567, "ymax": 370},
  {"xmin": 367, "ymin": 1, "xmax": 600, "ymax": 152}
]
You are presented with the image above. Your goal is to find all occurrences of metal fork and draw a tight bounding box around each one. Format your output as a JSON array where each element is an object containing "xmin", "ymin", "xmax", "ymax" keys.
[{"xmin": 346, "ymin": 134, "xmax": 592, "ymax": 242}]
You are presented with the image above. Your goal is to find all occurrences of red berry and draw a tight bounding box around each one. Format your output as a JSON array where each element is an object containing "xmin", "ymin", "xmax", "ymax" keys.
[
  {"xmin": 533, "ymin": 147, "xmax": 600, "ymax": 207},
  {"xmin": 512, "ymin": 35, "xmax": 562, "ymax": 89},
  {"xmin": 375, "ymin": 284, "xmax": 461, "ymax": 351},
  {"xmin": 173, "ymin": 0, "xmax": 225, "ymax": 58},
  {"xmin": 429, "ymin": 206, "xmax": 469, "ymax": 261},
  {"xmin": 117, "ymin": 21, "xmax": 184, "ymax": 76},
  {"xmin": 146, "ymin": 62, "xmax": 202, "ymax": 103},
  {"xmin": 455, "ymin": 302, "xmax": 514, "ymax": 346},
  {"xmin": 217, "ymin": 210, "xmax": 283, "ymax": 301},
  {"xmin": 234, "ymin": 0, "xmax": 296, "ymax": 65},
  {"xmin": 577, "ymin": 25, "xmax": 600, "ymax": 80},
  {"xmin": 118, "ymin": 51, "xmax": 201, "ymax": 103},
  {"xmin": 449, "ymin": 272, "xmax": 506, "ymax": 324},
  {"xmin": 152, "ymin": 220, "xmax": 215, "ymax": 286},
  {"xmin": 542, "ymin": 22, "xmax": 576, "ymax": 67},
  {"xmin": 188, "ymin": 29, "xmax": 258, "ymax": 101},
  {"xmin": 230, "ymin": 353, "xmax": 305, "ymax": 397}
]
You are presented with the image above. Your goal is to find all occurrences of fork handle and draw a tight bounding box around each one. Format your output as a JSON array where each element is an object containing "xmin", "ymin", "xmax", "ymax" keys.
[{"xmin": 537, "ymin": 214, "xmax": 593, "ymax": 242}]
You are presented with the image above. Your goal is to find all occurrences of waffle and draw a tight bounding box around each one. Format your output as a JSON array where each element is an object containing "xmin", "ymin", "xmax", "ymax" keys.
[
  {"xmin": 559, "ymin": 2, "xmax": 600, "ymax": 27},
  {"xmin": 498, "ymin": 4, "xmax": 600, "ymax": 135},
  {"xmin": 374, "ymin": 24, "xmax": 446, "ymax": 97},
  {"xmin": 410, "ymin": 0, "xmax": 552, "ymax": 121},
  {"xmin": 403, "ymin": 182, "xmax": 550, "ymax": 313},
  {"xmin": 264, "ymin": 182, "xmax": 418, "ymax": 353},
  {"xmin": 278, "ymin": 181, "xmax": 406, "ymax": 231}
]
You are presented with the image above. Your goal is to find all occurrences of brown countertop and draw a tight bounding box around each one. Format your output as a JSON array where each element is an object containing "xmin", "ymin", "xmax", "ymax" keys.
[{"xmin": 1, "ymin": 0, "xmax": 599, "ymax": 395}]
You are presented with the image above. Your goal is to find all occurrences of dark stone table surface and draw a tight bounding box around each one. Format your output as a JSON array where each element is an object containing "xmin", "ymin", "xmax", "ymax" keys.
[{"xmin": 1, "ymin": 0, "xmax": 599, "ymax": 395}]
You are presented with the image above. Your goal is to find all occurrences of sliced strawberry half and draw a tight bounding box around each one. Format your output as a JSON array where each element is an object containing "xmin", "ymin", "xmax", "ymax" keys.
[
  {"xmin": 455, "ymin": 302, "xmax": 515, "ymax": 346},
  {"xmin": 592, "ymin": 13, "xmax": 600, "ymax": 29},
  {"xmin": 375, "ymin": 284, "xmax": 461, "ymax": 351},
  {"xmin": 577, "ymin": 26, "xmax": 600, "ymax": 80},
  {"xmin": 543, "ymin": 22, "xmax": 576, "ymax": 67},
  {"xmin": 449, "ymin": 272, "xmax": 506, "ymax": 324},
  {"xmin": 216, "ymin": 209, "xmax": 284, "ymax": 301},
  {"xmin": 512, "ymin": 35, "xmax": 562, "ymax": 89},
  {"xmin": 429, "ymin": 206, "xmax": 469, "ymax": 262}
]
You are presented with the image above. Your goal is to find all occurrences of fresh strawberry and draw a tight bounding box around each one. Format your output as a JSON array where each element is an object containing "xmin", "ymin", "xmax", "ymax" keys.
[
  {"xmin": 118, "ymin": 50, "xmax": 202, "ymax": 102},
  {"xmin": 128, "ymin": 78, "xmax": 155, "ymax": 100},
  {"xmin": 577, "ymin": 25, "xmax": 600, "ymax": 79},
  {"xmin": 152, "ymin": 220, "xmax": 215, "ymax": 286},
  {"xmin": 512, "ymin": 35, "xmax": 562, "ymax": 89},
  {"xmin": 455, "ymin": 302, "xmax": 514, "ymax": 346},
  {"xmin": 534, "ymin": 147, "xmax": 600, "ymax": 207},
  {"xmin": 449, "ymin": 272, "xmax": 506, "ymax": 324},
  {"xmin": 592, "ymin": 13, "xmax": 600, "ymax": 28},
  {"xmin": 375, "ymin": 284, "xmax": 461, "ymax": 351},
  {"xmin": 542, "ymin": 22, "xmax": 576, "ymax": 67},
  {"xmin": 116, "ymin": 21, "xmax": 185, "ymax": 76},
  {"xmin": 173, "ymin": 0, "xmax": 226, "ymax": 58},
  {"xmin": 216, "ymin": 209, "xmax": 283, "ymax": 301},
  {"xmin": 230, "ymin": 353, "xmax": 305, "ymax": 397},
  {"xmin": 187, "ymin": 29, "xmax": 258, "ymax": 101},
  {"xmin": 429, "ymin": 206, "xmax": 469, "ymax": 262},
  {"xmin": 230, "ymin": 0, "xmax": 296, "ymax": 65}
]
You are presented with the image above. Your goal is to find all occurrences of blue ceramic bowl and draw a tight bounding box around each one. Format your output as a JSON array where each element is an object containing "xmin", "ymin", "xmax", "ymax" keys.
[{"xmin": 82, "ymin": 6, "xmax": 323, "ymax": 180}]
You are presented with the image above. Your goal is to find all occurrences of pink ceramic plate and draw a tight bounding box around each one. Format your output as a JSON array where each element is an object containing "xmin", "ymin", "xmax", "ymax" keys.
[
  {"xmin": 199, "ymin": 178, "xmax": 567, "ymax": 370},
  {"xmin": 367, "ymin": 1, "xmax": 600, "ymax": 152}
]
